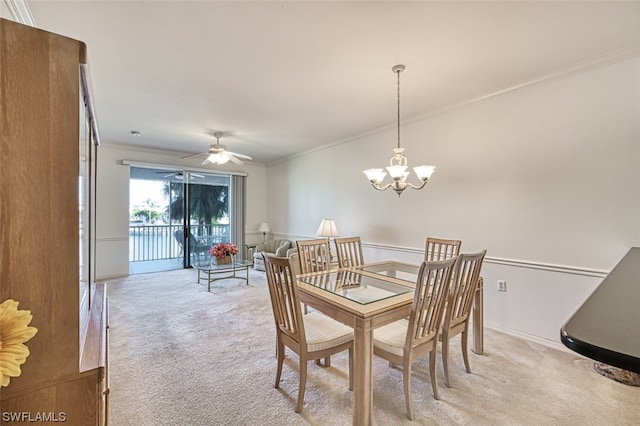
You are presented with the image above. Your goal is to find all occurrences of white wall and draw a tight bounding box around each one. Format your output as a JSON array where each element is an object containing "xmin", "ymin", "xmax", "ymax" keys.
[
  {"xmin": 266, "ymin": 57, "xmax": 640, "ymax": 346},
  {"xmin": 96, "ymin": 144, "xmax": 267, "ymax": 279}
]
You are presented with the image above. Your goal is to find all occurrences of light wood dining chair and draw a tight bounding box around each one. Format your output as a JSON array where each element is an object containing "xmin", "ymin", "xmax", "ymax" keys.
[
  {"xmin": 296, "ymin": 238, "xmax": 332, "ymax": 274},
  {"xmin": 440, "ymin": 250, "xmax": 487, "ymax": 387},
  {"xmin": 372, "ymin": 257, "xmax": 457, "ymax": 420},
  {"xmin": 296, "ymin": 238, "xmax": 333, "ymax": 362},
  {"xmin": 334, "ymin": 236, "xmax": 365, "ymax": 268},
  {"xmin": 262, "ymin": 254, "xmax": 354, "ymax": 413},
  {"xmin": 425, "ymin": 237, "xmax": 462, "ymax": 261}
]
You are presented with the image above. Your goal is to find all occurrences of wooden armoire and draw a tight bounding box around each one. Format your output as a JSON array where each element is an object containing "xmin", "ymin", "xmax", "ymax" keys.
[{"xmin": 0, "ymin": 18, "xmax": 108, "ymax": 424}]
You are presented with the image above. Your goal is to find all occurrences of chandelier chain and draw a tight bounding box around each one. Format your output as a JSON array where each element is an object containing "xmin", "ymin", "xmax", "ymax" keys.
[{"xmin": 397, "ymin": 68, "xmax": 401, "ymax": 149}]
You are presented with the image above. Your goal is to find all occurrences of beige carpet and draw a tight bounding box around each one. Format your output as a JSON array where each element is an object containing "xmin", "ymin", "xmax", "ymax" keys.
[{"xmin": 106, "ymin": 268, "xmax": 639, "ymax": 425}]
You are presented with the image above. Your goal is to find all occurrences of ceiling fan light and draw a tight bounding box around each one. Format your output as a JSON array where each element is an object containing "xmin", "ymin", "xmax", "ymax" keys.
[
  {"xmin": 207, "ymin": 153, "xmax": 229, "ymax": 165},
  {"xmin": 216, "ymin": 155, "xmax": 230, "ymax": 165}
]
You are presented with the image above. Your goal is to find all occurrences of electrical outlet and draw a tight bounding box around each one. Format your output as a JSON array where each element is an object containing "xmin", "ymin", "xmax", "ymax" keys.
[{"xmin": 498, "ymin": 280, "xmax": 507, "ymax": 292}]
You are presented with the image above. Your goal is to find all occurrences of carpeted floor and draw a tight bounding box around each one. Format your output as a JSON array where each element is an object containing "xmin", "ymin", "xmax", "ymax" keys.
[{"xmin": 106, "ymin": 268, "xmax": 638, "ymax": 425}]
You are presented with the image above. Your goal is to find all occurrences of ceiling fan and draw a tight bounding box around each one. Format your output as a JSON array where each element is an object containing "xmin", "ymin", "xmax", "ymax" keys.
[
  {"xmin": 181, "ymin": 132, "xmax": 252, "ymax": 165},
  {"xmin": 155, "ymin": 171, "xmax": 204, "ymax": 180}
]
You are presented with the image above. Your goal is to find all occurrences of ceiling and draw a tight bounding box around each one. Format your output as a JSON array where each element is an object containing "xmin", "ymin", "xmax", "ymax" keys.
[{"xmin": 24, "ymin": 1, "xmax": 640, "ymax": 164}]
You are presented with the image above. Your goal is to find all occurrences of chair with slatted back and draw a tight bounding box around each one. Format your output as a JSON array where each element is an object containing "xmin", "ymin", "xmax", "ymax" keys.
[
  {"xmin": 425, "ymin": 237, "xmax": 461, "ymax": 261},
  {"xmin": 262, "ymin": 253, "xmax": 354, "ymax": 413},
  {"xmin": 334, "ymin": 236, "xmax": 365, "ymax": 268},
  {"xmin": 440, "ymin": 250, "xmax": 486, "ymax": 387},
  {"xmin": 296, "ymin": 238, "xmax": 332, "ymax": 274},
  {"xmin": 296, "ymin": 238, "xmax": 333, "ymax": 361},
  {"xmin": 372, "ymin": 257, "xmax": 458, "ymax": 420}
]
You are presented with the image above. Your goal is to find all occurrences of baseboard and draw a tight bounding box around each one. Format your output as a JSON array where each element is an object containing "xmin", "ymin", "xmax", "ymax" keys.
[
  {"xmin": 97, "ymin": 273, "xmax": 129, "ymax": 281},
  {"xmin": 484, "ymin": 322, "xmax": 576, "ymax": 355}
]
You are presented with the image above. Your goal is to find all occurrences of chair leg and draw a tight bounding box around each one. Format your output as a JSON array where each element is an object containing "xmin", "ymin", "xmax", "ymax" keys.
[
  {"xmin": 348, "ymin": 347, "xmax": 353, "ymax": 391},
  {"xmin": 442, "ymin": 334, "xmax": 451, "ymax": 388},
  {"xmin": 461, "ymin": 329, "xmax": 471, "ymax": 373},
  {"xmin": 275, "ymin": 341, "xmax": 285, "ymax": 388},
  {"xmin": 295, "ymin": 359, "xmax": 308, "ymax": 413},
  {"xmin": 403, "ymin": 358, "xmax": 414, "ymax": 421},
  {"xmin": 429, "ymin": 350, "xmax": 440, "ymax": 400}
]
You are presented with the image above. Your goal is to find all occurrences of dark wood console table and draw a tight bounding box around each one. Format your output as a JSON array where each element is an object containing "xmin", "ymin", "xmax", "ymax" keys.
[{"xmin": 561, "ymin": 247, "xmax": 640, "ymax": 377}]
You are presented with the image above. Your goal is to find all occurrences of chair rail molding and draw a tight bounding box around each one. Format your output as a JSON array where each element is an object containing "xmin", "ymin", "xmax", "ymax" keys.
[
  {"xmin": 97, "ymin": 236, "xmax": 129, "ymax": 243},
  {"xmin": 364, "ymin": 241, "xmax": 609, "ymax": 278},
  {"xmin": 275, "ymin": 233, "xmax": 608, "ymax": 279}
]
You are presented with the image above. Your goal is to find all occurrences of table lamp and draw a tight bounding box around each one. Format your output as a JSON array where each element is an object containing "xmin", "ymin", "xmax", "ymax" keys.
[
  {"xmin": 258, "ymin": 222, "xmax": 271, "ymax": 242},
  {"xmin": 316, "ymin": 219, "xmax": 339, "ymax": 260}
]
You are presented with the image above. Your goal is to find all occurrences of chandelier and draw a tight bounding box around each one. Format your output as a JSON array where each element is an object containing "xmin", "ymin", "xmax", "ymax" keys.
[{"xmin": 364, "ymin": 65, "xmax": 435, "ymax": 196}]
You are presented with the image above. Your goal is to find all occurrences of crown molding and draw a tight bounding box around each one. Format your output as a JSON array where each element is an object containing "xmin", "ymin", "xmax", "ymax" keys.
[
  {"xmin": 406, "ymin": 43, "xmax": 640, "ymax": 126},
  {"xmin": 3, "ymin": 0, "xmax": 35, "ymax": 26},
  {"xmin": 268, "ymin": 44, "xmax": 640, "ymax": 167}
]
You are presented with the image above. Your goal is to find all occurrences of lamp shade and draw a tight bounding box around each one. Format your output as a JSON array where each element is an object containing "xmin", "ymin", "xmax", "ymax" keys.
[
  {"xmin": 316, "ymin": 219, "xmax": 339, "ymax": 238},
  {"xmin": 413, "ymin": 165, "xmax": 436, "ymax": 180},
  {"xmin": 363, "ymin": 168, "xmax": 386, "ymax": 183},
  {"xmin": 258, "ymin": 222, "xmax": 271, "ymax": 233}
]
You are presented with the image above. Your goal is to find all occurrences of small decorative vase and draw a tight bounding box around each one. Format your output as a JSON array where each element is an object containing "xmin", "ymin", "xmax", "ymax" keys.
[{"xmin": 213, "ymin": 255, "xmax": 232, "ymax": 265}]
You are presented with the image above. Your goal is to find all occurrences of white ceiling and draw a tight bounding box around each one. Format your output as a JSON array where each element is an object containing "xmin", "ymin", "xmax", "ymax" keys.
[{"xmin": 24, "ymin": 1, "xmax": 640, "ymax": 164}]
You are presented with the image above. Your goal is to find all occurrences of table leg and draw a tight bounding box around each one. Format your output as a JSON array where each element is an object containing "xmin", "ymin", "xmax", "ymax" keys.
[
  {"xmin": 353, "ymin": 317, "xmax": 373, "ymax": 426},
  {"xmin": 472, "ymin": 277, "xmax": 484, "ymax": 355}
]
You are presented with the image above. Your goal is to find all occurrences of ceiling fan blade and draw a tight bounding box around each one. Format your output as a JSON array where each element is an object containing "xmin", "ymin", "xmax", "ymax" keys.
[
  {"xmin": 226, "ymin": 153, "xmax": 244, "ymax": 165},
  {"xmin": 190, "ymin": 173, "xmax": 205, "ymax": 178},
  {"xmin": 181, "ymin": 152, "xmax": 206, "ymax": 159},
  {"xmin": 225, "ymin": 151, "xmax": 252, "ymax": 160},
  {"xmin": 201, "ymin": 156, "xmax": 212, "ymax": 165}
]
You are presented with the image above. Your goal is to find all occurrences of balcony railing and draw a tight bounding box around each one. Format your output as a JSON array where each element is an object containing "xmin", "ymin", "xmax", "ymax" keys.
[{"xmin": 129, "ymin": 224, "xmax": 230, "ymax": 262}]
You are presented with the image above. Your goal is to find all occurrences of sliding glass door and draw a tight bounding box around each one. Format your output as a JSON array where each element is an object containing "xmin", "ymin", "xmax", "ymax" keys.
[
  {"xmin": 129, "ymin": 167, "xmax": 240, "ymax": 273},
  {"xmin": 168, "ymin": 172, "xmax": 231, "ymax": 267}
]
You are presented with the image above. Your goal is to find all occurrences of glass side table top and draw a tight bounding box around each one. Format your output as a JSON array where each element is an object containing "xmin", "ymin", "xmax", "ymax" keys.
[
  {"xmin": 193, "ymin": 258, "xmax": 252, "ymax": 272},
  {"xmin": 298, "ymin": 269, "xmax": 413, "ymax": 305}
]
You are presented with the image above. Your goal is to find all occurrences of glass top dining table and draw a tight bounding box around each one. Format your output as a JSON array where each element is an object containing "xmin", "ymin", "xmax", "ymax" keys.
[
  {"xmin": 297, "ymin": 268, "xmax": 414, "ymax": 305},
  {"xmin": 295, "ymin": 260, "xmax": 484, "ymax": 426}
]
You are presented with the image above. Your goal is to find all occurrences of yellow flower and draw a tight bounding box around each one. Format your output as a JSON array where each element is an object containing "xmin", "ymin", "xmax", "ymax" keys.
[{"xmin": 0, "ymin": 299, "xmax": 38, "ymax": 387}]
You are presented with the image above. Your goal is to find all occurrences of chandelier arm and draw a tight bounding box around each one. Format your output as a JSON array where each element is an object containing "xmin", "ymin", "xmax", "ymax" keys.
[
  {"xmin": 370, "ymin": 182, "xmax": 392, "ymax": 192},
  {"xmin": 405, "ymin": 180, "xmax": 429, "ymax": 191}
]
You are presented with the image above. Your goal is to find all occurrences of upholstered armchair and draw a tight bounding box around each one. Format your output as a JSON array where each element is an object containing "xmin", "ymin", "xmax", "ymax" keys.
[{"xmin": 253, "ymin": 239, "xmax": 291, "ymax": 271}]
